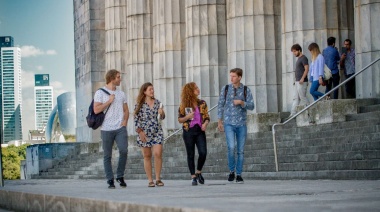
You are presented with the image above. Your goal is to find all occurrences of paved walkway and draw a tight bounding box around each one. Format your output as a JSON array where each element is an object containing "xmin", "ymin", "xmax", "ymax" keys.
[{"xmin": 1, "ymin": 179, "xmax": 380, "ymax": 211}]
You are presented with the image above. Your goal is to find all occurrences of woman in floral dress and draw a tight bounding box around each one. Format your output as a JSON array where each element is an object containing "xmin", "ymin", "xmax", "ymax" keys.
[{"xmin": 134, "ymin": 82, "xmax": 165, "ymax": 187}]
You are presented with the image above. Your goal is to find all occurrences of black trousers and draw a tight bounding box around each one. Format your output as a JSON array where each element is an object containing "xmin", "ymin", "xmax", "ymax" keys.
[{"xmin": 182, "ymin": 125, "xmax": 207, "ymax": 175}]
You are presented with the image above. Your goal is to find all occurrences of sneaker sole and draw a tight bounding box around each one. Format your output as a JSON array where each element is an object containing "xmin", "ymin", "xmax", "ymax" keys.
[{"xmin": 236, "ymin": 181, "xmax": 244, "ymax": 184}]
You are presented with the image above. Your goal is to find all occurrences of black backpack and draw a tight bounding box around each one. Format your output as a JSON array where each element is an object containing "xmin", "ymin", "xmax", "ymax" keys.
[
  {"xmin": 224, "ymin": 85, "xmax": 247, "ymax": 102},
  {"xmin": 86, "ymin": 88, "xmax": 111, "ymax": 130}
]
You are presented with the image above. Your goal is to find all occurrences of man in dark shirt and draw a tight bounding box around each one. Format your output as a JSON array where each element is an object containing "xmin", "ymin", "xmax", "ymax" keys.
[
  {"xmin": 290, "ymin": 44, "xmax": 310, "ymax": 117},
  {"xmin": 323, "ymin": 37, "xmax": 341, "ymax": 99}
]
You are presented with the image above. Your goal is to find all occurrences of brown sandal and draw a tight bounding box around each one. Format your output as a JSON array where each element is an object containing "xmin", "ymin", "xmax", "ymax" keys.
[
  {"xmin": 155, "ymin": 180, "xmax": 164, "ymax": 187},
  {"xmin": 148, "ymin": 182, "xmax": 155, "ymax": 187}
]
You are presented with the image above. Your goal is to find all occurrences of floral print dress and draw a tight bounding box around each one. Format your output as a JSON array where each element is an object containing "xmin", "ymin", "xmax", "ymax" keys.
[{"xmin": 134, "ymin": 99, "xmax": 164, "ymax": 147}]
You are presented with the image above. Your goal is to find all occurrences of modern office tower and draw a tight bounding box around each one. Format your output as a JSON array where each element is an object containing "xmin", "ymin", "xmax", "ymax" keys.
[
  {"xmin": 0, "ymin": 45, "xmax": 23, "ymax": 143},
  {"xmin": 34, "ymin": 74, "xmax": 53, "ymax": 131},
  {"xmin": 0, "ymin": 36, "xmax": 15, "ymax": 144}
]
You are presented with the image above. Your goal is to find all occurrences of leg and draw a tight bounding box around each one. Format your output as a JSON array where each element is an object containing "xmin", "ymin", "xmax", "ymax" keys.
[
  {"xmin": 152, "ymin": 144, "xmax": 163, "ymax": 181},
  {"xmin": 325, "ymin": 79, "xmax": 332, "ymax": 96},
  {"xmin": 115, "ymin": 127, "xmax": 128, "ymax": 179},
  {"xmin": 224, "ymin": 124, "xmax": 236, "ymax": 173},
  {"xmin": 310, "ymin": 80, "xmax": 324, "ymax": 101},
  {"xmin": 101, "ymin": 130, "xmax": 115, "ymax": 181},
  {"xmin": 290, "ymin": 82, "xmax": 300, "ymax": 115},
  {"xmin": 183, "ymin": 131, "xmax": 196, "ymax": 177},
  {"xmin": 235, "ymin": 125, "xmax": 247, "ymax": 176},
  {"xmin": 195, "ymin": 131, "xmax": 207, "ymax": 172},
  {"xmin": 141, "ymin": 147, "xmax": 153, "ymax": 182},
  {"xmin": 332, "ymin": 73, "xmax": 340, "ymax": 99},
  {"xmin": 299, "ymin": 81, "xmax": 310, "ymax": 106}
]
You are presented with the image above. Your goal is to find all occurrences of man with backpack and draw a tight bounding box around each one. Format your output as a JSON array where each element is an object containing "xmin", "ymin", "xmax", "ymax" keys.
[
  {"xmin": 217, "ymin": 68, "xmax": 254, "ymax": 183},
  {"xmin": 93, "ymin": 69, "xmax": 129, "ymax": 189}
]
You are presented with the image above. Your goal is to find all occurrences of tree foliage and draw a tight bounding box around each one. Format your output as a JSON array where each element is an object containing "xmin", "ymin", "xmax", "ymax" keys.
[{"xmin": 1, "ymin": 144, "xmax": 29, "ymax": 180}]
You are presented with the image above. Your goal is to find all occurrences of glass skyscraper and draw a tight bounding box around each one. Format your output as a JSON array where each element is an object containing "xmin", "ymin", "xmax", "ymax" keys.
[
  {"xmin": 0, "ymin": 36, "xmax": 23, "ymax": 143},
  {"xmin": 34, "ymin": 74, "xmax": 53, "ymax": 131}
]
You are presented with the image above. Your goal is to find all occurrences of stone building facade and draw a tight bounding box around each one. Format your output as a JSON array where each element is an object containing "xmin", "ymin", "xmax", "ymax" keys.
[{"xmin": 74, "ymin": 0, "xmax": 380, "ymax": 142}]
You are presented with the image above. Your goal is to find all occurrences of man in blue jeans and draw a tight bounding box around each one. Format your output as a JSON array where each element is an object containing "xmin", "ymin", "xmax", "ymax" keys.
[
  {"xmin": 94, "ymin": 69, "xmax": 129, "ymax": 189},
  {"xmin": 217, "ymin": 68, "xmax": 254, "ymax": 183}
]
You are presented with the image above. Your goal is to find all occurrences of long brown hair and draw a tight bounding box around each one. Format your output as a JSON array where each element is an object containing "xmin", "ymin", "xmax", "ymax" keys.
[
  {"xmin": 134, "ymin": 82, "xmax": 154, "ymax": 116},
  {"xmin": 308, "ymin": 42, "xmax": 321, "ymax": 62},
  {"xmin": 179, "ymin": 82, "xmax": 199, "ymax": 115}
]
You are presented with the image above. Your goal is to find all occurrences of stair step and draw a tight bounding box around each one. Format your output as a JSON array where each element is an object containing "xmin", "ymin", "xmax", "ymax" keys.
[{"xmin": 359, "ymin": 104, "xmax": 380, "ymax": 113}]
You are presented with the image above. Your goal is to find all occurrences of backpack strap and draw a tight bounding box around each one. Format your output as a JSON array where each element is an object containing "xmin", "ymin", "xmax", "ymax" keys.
[
  {"xmin": 244, "ymin": 86, "xmax": 247, "ymax": 101},
  {"xmin": 98, "ymin": 88, "xmax": 112, "ymax": 114},
  {"xmin": 99, "ymin": 88, "xmax": 111, "ymax": 95},
  {"xmin": 224, "ymin": 85, "xmax": 248, "ymax": 102},
  {"xmin": 224, "ymin": 85, "xmax": 229, "ymax": 102}
]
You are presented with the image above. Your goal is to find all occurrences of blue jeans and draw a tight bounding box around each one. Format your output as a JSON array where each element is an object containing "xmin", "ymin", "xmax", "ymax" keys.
[
  {"xmin": 224, "ymin": 124, "xmax": 247, "ymax": 175},
  {"xmin": 310, "ymin": 80, "xmax": 324, "ymax": 101},
  {"xmin": 101, "ymin": 127, "xmax": 128, "ymax": 181}
]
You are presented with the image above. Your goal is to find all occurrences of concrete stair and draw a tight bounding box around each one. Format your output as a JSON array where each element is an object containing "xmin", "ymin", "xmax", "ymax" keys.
[{"xmin": 31, "ymin": 99, "xmax": 380, "ymax": 180}]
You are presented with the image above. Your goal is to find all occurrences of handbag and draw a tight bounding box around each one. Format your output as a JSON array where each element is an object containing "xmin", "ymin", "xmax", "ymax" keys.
[{"xmin": 324, "ymin": 64, "xmax": 332, "ymax": 80}]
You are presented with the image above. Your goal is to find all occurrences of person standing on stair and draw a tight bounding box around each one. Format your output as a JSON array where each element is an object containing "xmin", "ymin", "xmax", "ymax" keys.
[
  {"xmin": 340, "ymin": 38, "xmax": 356, "ymax": 99},
  {"xmin": 217, "ymin": 68, "xmax": 254, "ymax": 184},
  {"xmin": 323, "ymin": 37, "xmax": 341, "ymax": 99},
  {"xmin": 289, "ymin": 43, "xmax": 310, "ymax": 117},
  {"xmin": 94, "ymin": 69, "xmax": 129, "ymax": 189},
  {"xmin": 308, "ymin": 43, "xmax": 325, "ymax": 101},
  {"xmin": 178, "ymin": 82, "xmax": 210, "ymax": 186},
  {"xmin": 134, "ymin": 82, "xmax": 165, "ymax": 187}
]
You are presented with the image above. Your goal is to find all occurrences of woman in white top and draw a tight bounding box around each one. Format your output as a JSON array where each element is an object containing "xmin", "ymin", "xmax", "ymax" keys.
[{"xmin": 308, "ymin": 42, "xmax": 325, "ymax": 101}]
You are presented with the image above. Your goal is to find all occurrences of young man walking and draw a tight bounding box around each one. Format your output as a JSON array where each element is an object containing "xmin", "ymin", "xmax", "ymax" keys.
[
  {"xmin": 94, "ymin": 69, "xmax": 129, "ymax": 189},
  {"xmin": 323, "ymin": 37, "xmax": 341, "ymax": 99},
  {"xmin": 217, "ymin": 68, "xmax": 254, "ymax": 183},
  {"xmin": 290, "ymin": 43, "xmax": 310, "ymax": 117}
]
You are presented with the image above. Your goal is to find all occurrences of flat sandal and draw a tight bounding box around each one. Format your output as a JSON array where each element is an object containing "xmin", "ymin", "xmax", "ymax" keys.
[
  {"xmin": 148, "ymin": 181, "xmax": 155, "ymax": 187},
  {"xmin": 155, "ymin": 180, "xmax": 164, "ymax": 187}
]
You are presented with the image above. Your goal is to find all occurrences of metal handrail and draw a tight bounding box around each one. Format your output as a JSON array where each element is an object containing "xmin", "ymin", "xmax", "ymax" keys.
[
  {"xmin": 163, "ymin": 104, "xmax": 218, "ymax": 142},
  {"xmin": 271, "ymin": 57, "xmax": 380, "ymax": 172}
]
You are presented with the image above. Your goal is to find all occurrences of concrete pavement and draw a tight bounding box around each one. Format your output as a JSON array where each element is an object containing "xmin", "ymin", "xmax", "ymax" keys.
[{"xmin": 0, "ymin": 179, "xmax": 380, "ymax": 211}]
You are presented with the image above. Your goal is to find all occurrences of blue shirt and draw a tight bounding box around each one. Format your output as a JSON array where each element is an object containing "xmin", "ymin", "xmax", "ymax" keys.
[
  {"xmin": 342, "ymin": 48, "xmax": 355, "ymax": 75},
  {"xmin": 309, "ymin": 54, "xmax": 325, "ymax": 81},
  {"xmin": 322, "ymin": 46, "xmax": 340, "ymax": 74},
  {"xmin": 217, "ymin": 83, "xmax": 254, "ymax": 126}
]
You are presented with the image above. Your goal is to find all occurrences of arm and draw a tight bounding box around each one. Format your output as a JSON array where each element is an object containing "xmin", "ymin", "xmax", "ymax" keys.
[
  {"xmin": 122, "ymin": 103, "xmax": 129, "ymax": 126},
  {"xmin": 134, "ymin": 105, "xmax": 147, "ymax": 142},
  {"xmin": 217, "ymin": 86, "xmax": 226, "ymax": 132},
  {"xmin": 300, "ymin": 64, "xmax": 309, "ymax": 83},
  {"xmin": 93, "ymin": 91, "xmax": 115, "ymax": 114},
  {"xmin": 201, "ymin": 101, "xmax": 210, "ymax": 131},
  {"xmin": 242, "ymin": 87, "xmax": 254, "ymax": 111},
  {"xmin": 317, "ymin": 55, "xmax": 325, "ymax": 84}
]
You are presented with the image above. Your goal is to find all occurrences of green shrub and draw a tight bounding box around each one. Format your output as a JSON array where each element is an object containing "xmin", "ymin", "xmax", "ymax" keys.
[{"xmin": 1, "ymin": 144, "xmax": 29, "ymax": 180}]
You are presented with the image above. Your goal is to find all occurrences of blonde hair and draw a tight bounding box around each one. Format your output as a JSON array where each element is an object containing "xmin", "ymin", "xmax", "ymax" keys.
[{"xmin": 308, "ymin": 43, "xmax": 321, "ymax": 61}]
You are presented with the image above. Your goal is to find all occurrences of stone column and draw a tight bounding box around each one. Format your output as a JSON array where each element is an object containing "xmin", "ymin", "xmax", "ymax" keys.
[
  {"xmin": 152, "ymin": 0, "xmax": 186, "ymax": 130},
  {"xmin": 227, "ymin": 0, "xmax": 282, "ymax": 113},
  {"xmin": 355, "ymin": 0, "xmax": 380, "ymax": 98},
  {"xmin": 105, "ymin": 0, "xmax": 127, "ymax": 72},
  {"xmin": 126, "ymin": 0, "xmax": 153, "ymax": 128},
  {"xmin": 185, "ymin": 0, "xmax": 228, "ymax": 118},
  {"xmin": 281, "ymin": 0, "xmax": 354, "ymax": 111},
  {"xmin": 74, "ymin": 0, "xmax": 105, "ymax": 142}
]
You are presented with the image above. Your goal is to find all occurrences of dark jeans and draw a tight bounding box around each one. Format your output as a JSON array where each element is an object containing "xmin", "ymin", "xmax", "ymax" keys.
[
  {"xmin": 101, "ymin": 127, "xmax": 128, "ymax": 181},
  {"xmin": 345, "ymin": 73, "xmax": 356, "ymax": 98},
  {"xmin": 182, "ymin": 125, "xmax": 207, "ymax": 175},
  {"xmin": 325, "ymin": 73, "xmax": 340, "ymax": 99}
]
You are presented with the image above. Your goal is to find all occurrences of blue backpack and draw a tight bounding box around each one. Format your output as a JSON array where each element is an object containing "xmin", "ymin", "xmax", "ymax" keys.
[{"xmin": 86, "ymin": 88, "xmax": 111, "ymax": 130}]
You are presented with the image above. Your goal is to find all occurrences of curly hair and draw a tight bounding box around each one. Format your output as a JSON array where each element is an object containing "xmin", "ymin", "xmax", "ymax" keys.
[
  {"xmin": 179, "ymin": 82, "xmax": 199, "ymax": 115},
  {"xmin": 134, "ymin": 82, "xmax": 154, "ymax": 116},
  {"xmin": 105, "ymin": 69, "xmax": 120, "ymax": 84}
]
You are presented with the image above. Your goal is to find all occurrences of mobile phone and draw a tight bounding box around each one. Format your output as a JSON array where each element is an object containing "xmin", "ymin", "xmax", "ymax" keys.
[{"xmin": 341, "ymin": 47, "xmax": 347, "ymax": 55}]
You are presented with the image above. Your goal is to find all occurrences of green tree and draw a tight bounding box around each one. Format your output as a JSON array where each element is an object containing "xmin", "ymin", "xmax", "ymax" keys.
[{"xmin": 1, "ymin": 144, "xmax": 29, "ymax": 180}]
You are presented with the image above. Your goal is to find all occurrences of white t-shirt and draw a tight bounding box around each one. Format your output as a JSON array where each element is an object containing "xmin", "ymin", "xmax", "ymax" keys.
[{"xmin": 94, "ymin": 87, "xmax": 128, "ymax": 131}]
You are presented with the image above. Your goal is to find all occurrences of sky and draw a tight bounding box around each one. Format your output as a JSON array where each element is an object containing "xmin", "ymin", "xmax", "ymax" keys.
[{"xmin": 0, "ymin": 0, "xmax": 75, "ymax": 139}]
